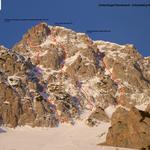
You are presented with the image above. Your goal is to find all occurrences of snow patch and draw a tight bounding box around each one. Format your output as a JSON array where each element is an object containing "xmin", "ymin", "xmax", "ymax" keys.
[
  {"xmin": 105, "ymin": 105, "xmax": 117, "ymax": 118},
  {"xmin": 7, "ymin": 76, "xmax": 20, "ymax": 86},
  {"xmin": 56, "ymin": 35, "xmax": 68, "ymax": 43},
  {"xmin": 3, "ymin": 101, "xmax": 10, "ymax": 105},
  {"xmin": 136, "ymin": 101, "xmax": 150, "ymax": 111},
  {"xmin": 65, "ymin": 52, "xmax": 81, "ymax": 66},
  {"xmin": 81, "ymin": 77, "xmax": 101, "ymax": 98},
  {"xmin": 40, "ymin": 35, "xmax": 56, "ymax": 47},
  {"xmin": 94, "ymin": 40, "xmax": 126, "ymax": 48},
  {"xmin": 76, "ymin": 42, "xmax": 88, "ymax": 49},
  {"xmin": 39, "ymin": 50, "xmax": 48, "ymax": 57}
]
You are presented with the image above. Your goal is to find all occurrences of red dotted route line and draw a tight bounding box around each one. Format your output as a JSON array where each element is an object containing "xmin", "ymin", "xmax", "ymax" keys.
[{"xmin": 101, "ymin": 57, "xmax": 125, "ymax": 103}]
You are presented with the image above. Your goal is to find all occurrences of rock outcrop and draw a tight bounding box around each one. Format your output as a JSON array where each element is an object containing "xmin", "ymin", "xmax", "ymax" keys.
[
  {"xmin": 0, "ymin": 46, "xmax": 79, "ymax": 127},
  {"xmin": 104, "ymin": 107, "xmax": 150, "ymax": 149},
  {"xmin": 86, "ymin": 106, "xmax": 109, "ymax": 126},
  {"xmin": 145, "ymin": 104, "xmax": 150, "ymax": 113}
]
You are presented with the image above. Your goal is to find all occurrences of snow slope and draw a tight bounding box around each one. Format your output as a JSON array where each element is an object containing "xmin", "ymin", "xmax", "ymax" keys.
[{"xmin": 0, "ymin": 121, "xmax": 136, "ymax": 150}]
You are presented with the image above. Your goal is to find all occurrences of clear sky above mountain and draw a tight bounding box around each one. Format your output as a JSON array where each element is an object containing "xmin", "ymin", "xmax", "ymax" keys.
[{"xmin": 0, "ymin": 0, "xmax": 150, "ymax": 56}]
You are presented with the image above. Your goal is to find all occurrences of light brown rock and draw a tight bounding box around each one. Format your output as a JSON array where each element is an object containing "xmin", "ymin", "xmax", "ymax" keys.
[{"xmin": 104, "ymin": 107, "xmax": 150, "ymax": 149}]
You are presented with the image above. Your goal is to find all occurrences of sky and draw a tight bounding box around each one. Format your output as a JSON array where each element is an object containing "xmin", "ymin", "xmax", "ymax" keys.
[{"xmin": 0, "ymin": 0, "xmax": 150, "ymax": 56}]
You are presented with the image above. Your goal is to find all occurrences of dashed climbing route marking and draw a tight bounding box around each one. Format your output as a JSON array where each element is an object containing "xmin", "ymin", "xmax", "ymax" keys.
[
  {"xmin": 53, "ymin": 35, "xmax": 96, "ymax": 111},
  {"xmin": 80, "ymin": 87, "xmax": 95, "ymax": 110},
  {"xmin": 101, "ymin": 56, "xmax": 126, "ymax": 104},
  {"xmin": 75, "ymin": 81, "xmax": 95, "ymax": 111},
  {"xmin": 27, "ymin": 40, "xmax": 41, "ymax": 65},
  {"xmin": 26, "ymin": 32, "xmax": 96, "ymax": 122}
]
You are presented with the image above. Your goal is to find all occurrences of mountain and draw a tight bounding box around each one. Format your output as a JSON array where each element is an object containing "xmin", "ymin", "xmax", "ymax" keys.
[{"xmin": 0, "ymin": 22, "xmax": 150, "ymax": 149}]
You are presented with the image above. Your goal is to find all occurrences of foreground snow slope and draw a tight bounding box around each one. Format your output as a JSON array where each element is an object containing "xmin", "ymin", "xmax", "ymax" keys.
[{"xmin": 0, "ymin": 121, "xmax": 136, "ymax": 150}]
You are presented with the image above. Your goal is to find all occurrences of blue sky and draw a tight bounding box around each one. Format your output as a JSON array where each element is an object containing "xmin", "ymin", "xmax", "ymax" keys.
[{"xmin": 0, "ymin": 0, "xmax": 150, "ymax": 56}]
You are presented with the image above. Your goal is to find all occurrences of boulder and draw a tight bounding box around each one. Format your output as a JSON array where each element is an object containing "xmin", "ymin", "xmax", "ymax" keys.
[
  {"xmin": 86, "ymin": 106, "xmax": 109, "ymax": 127},
  {"xmin": 104, "ymin": 107, "xmax": 150, "ymax": 149},
  {"xmin": 145, "ymin": 104, "xmax": 150, "ymax": 113}
]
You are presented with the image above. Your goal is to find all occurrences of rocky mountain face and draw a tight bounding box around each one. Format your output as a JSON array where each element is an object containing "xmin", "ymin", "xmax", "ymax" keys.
[{"xmin": 0, "ymin": 22, "xmax": 150, "ymax": 148}]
